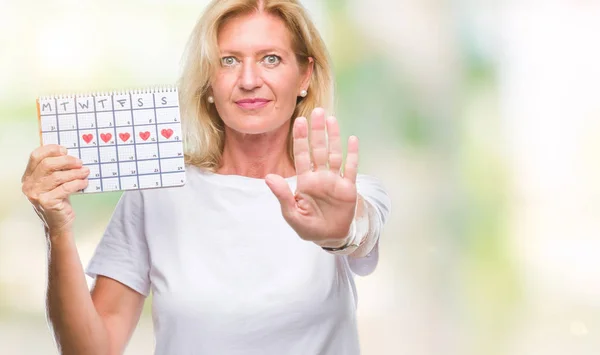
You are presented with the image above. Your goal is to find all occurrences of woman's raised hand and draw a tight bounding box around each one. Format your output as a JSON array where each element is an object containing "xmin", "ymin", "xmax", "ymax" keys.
[
  {"xmin": 266, "ymin": 108, "xmax": 359, "ymax": 247},
  {"xmin": 21, "ymin": 145, "xmax": 90, "ymax": 237}
]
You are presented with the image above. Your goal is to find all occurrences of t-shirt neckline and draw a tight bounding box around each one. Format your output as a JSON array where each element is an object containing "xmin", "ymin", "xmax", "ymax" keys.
[{"xmin": 189, "ymin": 165, "xmax": 298, "ymax": 189}]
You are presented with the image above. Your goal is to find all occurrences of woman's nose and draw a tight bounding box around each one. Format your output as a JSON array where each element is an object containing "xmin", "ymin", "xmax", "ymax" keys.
[{"xmin": 238, "ymin": 61, "xmax": 263, "ymax": 91}]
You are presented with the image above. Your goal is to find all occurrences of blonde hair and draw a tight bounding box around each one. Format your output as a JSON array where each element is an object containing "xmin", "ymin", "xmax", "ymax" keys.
[{"xmin": 178, "ymin": 0, "xmax": 334, "ymax": 171}]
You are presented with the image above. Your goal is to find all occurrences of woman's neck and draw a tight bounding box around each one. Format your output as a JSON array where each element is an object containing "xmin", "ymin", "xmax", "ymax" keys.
[{"xmin": 217, "ymin": 122, "xmax": 296, "ymax": 179}]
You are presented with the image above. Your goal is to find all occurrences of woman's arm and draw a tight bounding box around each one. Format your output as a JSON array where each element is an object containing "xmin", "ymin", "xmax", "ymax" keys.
[
  {"xmin": 91, "ymin": 276, "xmax": 146, "ymax": 355},
  {"xmin": 348, "ymin": 195, "xmax": 380, "ymax": 259},
  {"xmin": 21, "ymin": 144, "xmax": 148, "ymax": 354},
  {"xmin": 47, "ymin": 229, "xmax": 145, "ymax": 355}
]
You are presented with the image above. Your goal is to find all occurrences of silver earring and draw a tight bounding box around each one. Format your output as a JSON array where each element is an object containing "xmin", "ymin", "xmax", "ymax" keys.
[
  {"xmin": 300, "ymin": 90, "xmax": 307, "ymax": 97},
  {"xmin": 207, "ymin": 96, "xmax": 214, "ymax": 104}
]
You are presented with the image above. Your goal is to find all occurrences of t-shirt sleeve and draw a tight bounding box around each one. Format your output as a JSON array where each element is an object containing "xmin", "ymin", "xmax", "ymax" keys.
[
  {"xmin": 85, "ymin": 190, "xmax": 151, "ymax": 297},
  {"xmin": 347, "ymin": 174, "xmax": 392, "ymax": 276}
]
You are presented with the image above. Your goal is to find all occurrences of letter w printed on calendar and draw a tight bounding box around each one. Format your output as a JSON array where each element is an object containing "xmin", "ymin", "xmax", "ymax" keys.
[{"xmin": 36, "ymin": 87, "xmax": 187, "ymax": 193}]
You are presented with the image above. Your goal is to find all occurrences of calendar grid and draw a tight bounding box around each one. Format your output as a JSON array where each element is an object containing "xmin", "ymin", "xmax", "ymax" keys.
[
  {"xmin": 86, "ymin": 170, "xmax": 184, "ymax": 180},
  {"xmin": 153, "ymin": 93, "xmax": 164, "ymax": 187},
  {"xmin": 111, "ymin": 94, "xmax": 122, "ymax": 190},
  {"xmin": 41, "ymin": 122, "xmax": 178, "ymax": 133},
  {"xmin": 93, "ymin": 105, "xmax": 179, "ymax": 112},
  {"xmin": 129, "ymin": 92, "xmax": 141, "ymax": 190},
  {"xmin": 37, "ymin": 87, "xmax": 186, "ymax": 194},
  {"xmin": 89, "ymin": 97, "xmax": 104, "ymax": 192},
  {"xmin": 72, "ymin": 98, "xmax": 82, "ymax": 161},
  {"xmin": 95, "ymin": 156, "xmax": 182, "ymax": 164},
  {"xmin": 54, "ymin": 98, "xmax": 61, "ymax": 147}
]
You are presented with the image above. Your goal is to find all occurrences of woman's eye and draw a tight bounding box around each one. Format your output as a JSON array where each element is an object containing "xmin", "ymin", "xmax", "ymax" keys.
[
  {"xmin": 263, "ymin": 55, "xmax": 281, "ymax": 65},
  {"xmin": 221, "ymin": 57, "xmax": 238, "ymax": 66}
]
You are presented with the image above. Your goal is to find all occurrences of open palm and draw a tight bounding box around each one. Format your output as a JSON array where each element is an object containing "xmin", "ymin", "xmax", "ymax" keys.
[{"xmin": 266, "ymin": 108, "xmax": 359, "ymax": 247}]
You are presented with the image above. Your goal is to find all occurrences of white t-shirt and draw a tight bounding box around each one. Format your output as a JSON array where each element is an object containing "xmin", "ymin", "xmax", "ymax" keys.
[{"xmin": 86, "ymin": 165, "xmax": 391, "ymax": 355}]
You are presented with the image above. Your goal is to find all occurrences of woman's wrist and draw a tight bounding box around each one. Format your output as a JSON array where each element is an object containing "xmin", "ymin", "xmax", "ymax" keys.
[
  {"xmin": 320, "ymin": 197, "xmax": 369, "ymax": 255},
  {"xmin": 319, "ymin": 218, "xmax": 356, "ymax": 249},
  {"xmin": 45, "ymin": 225, "xmax": 75, "ymax": 247}
]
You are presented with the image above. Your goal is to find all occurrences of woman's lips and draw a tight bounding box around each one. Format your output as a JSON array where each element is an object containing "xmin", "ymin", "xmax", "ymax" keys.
[{"xmin": 235, "ymin": 98, "xmax": 271, "ymax": 110}]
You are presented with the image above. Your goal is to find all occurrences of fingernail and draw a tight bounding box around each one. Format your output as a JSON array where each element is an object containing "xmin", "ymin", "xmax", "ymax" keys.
[{"xmin": 60, "ymin": 146, "xmax": 67, "ymax": 155}]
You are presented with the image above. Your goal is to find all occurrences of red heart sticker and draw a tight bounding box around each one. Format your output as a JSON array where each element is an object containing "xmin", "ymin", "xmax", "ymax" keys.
[
  {"xmin": 161, "ymin": 128, "xmax": 173, "ymax": 139},
  {"xmin": 100, "ymin": 133, "xmax": 112, "ymax": 143},
  {"xmin": 119, "ymin": 132, "xmax": 130, "ymax": 142},
  {"xmin": 82, "ymin": 134, "xmax": 93, "ymax": 144},
  {"xmin": 139, "ymin": 131, "xmax": 151, "ymax": 141}
]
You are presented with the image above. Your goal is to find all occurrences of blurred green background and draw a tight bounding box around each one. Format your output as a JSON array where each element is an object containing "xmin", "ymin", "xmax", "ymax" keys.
[{"xmin": 2, "ymin": 0, "xmax": 600, "ymax": 354}]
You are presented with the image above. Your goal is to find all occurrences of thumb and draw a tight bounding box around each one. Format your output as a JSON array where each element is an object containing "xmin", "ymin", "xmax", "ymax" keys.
[{"xmin": 265, "ymin": 174, "xmax": 296, "ymax": 217}]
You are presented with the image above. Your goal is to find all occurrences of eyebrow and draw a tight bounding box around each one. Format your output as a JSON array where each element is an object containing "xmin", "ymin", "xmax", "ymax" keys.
[{"xmin": 220, "ymin": 47, "xmax": 290, "ymax": 57}]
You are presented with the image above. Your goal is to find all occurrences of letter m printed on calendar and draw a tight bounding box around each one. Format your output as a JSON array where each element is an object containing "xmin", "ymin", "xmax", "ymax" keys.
[{"xmin": 36, "ymin": 88, "xmax": 187, "ymax": 194}]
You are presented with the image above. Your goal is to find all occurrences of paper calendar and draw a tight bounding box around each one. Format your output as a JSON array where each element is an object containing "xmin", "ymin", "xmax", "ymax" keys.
[{"xmin": 36, "ymin": 88, "xmax": 186, "ymax": 194}]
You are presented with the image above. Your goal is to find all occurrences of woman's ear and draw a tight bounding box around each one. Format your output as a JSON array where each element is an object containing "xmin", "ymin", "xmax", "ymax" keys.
[{"xmin": 301, "ymin": 57, "xmax": 315, "ymax": 91}]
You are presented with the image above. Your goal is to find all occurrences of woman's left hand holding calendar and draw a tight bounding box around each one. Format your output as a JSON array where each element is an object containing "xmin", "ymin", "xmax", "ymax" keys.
[{"xmin": 21, "ymin": 144, "xmax": 91, "ymax": 238}]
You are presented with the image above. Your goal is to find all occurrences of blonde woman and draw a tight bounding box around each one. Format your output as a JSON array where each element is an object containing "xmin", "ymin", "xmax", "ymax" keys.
[{"xmin": 21, "ymin": 0, "xmax": 391, "ymax": 354}]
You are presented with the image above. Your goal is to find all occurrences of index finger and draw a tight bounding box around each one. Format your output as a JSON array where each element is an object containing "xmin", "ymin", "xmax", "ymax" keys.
[{"xmin": 23, "ymin": 144, "xmax": 67, "ymax": 182}]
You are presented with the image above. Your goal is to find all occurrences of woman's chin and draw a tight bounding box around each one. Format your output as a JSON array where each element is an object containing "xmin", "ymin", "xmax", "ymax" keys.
[{"xmin": 227, "ymin": 118, "xmax": 289, "ymax": 135}]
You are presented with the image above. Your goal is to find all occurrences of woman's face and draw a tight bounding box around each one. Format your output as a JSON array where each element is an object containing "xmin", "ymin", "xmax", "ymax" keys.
[{"xmin": 211, "ymin": 11, "xmax": 312, "ymax": 135}]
